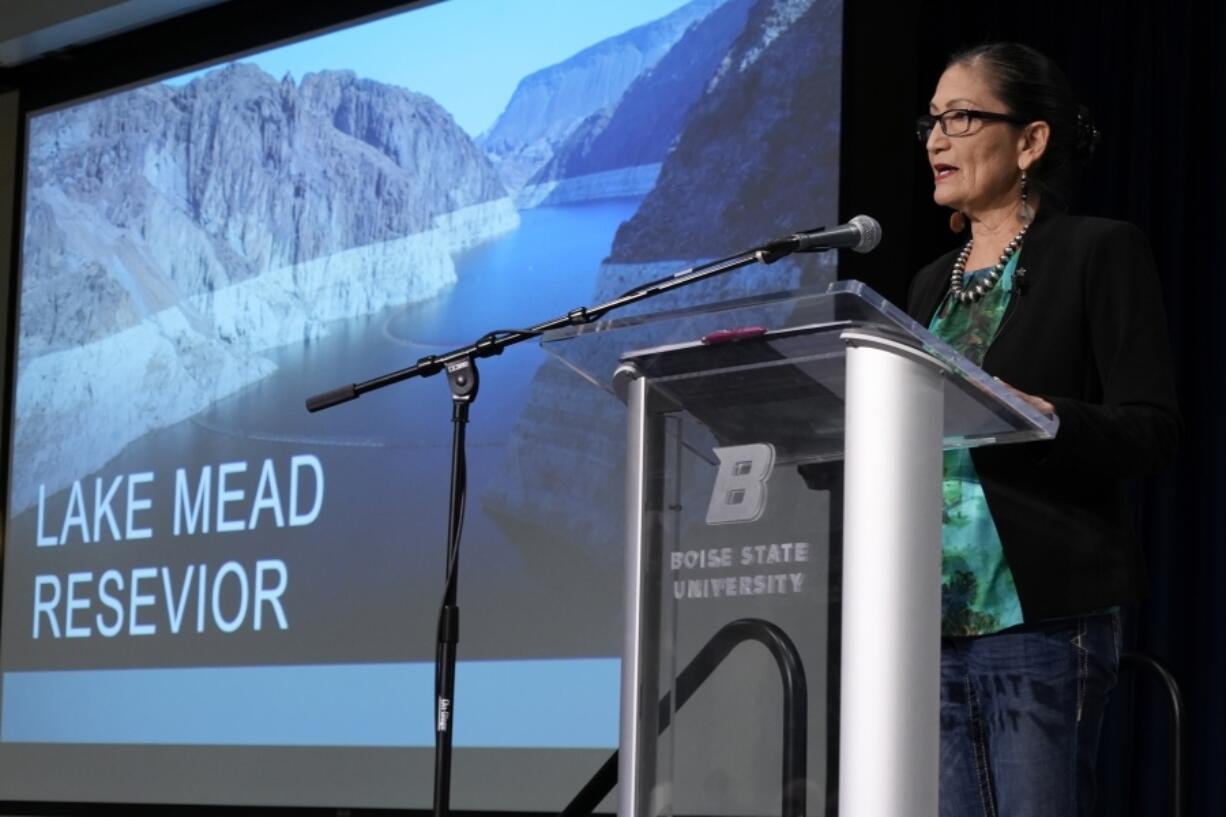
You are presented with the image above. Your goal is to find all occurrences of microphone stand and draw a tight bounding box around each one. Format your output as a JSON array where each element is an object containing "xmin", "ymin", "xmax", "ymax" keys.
[{"xmin": 304, "ymin": 237, "xmax": 803, "ymax": 817}]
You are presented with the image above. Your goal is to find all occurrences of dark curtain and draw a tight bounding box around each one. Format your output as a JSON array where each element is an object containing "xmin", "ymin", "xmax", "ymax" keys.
[{"xmin": 842, "ymin": 2, "xmax": 1225, "ymax": 815}]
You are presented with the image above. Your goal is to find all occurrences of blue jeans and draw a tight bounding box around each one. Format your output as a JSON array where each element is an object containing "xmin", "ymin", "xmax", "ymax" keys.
[{"xmin": 939, "ymin": 612, "xmax": 1120, "ymax": 817}]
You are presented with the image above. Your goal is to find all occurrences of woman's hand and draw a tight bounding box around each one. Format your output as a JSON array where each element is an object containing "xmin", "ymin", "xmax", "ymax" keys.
[{"xmin": 997, "ymin": 379, "xmax": 1057, "ymax": 417}]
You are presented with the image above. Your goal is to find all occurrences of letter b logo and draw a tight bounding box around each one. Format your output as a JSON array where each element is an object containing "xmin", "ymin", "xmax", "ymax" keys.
[{"xmin": 705, "ymin": 443, "xmax": 775, "ymax": 525}]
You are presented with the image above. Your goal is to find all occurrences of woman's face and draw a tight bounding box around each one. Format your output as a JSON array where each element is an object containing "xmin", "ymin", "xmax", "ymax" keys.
[{"xmin": 926, "ymin": 62, "xmax": 1026, "ymax": 218}]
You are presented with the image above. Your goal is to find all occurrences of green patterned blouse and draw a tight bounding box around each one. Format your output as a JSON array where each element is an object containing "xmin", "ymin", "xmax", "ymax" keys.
[{"xmin": 929, "ymin": 252, "xmax": 1024, "ymax": 637}]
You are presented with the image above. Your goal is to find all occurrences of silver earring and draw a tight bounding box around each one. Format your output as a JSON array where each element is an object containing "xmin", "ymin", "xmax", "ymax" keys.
[{"xmin": 1018, "ymin": 170, "xmax": 1034, "ymax": 224}]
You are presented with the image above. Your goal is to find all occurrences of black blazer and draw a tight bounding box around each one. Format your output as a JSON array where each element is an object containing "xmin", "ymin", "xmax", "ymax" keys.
[{"xmin": 907, "ymin": 208, "xmax": 1180, "ymax": 621}]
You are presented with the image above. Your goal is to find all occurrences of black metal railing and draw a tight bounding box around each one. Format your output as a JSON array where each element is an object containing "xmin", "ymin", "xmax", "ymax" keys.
[
  {"xmin": 1120, "ymin": 650, "xmax": 1184, "ymax": 817},
  {"xmin": 560, "ymin": 617, "xmax": 808, "ymax": 817}
]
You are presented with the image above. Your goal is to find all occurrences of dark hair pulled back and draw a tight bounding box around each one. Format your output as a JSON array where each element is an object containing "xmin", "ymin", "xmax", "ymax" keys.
[{"xmin": 949, "ymin": 42, "xmax": 1100, "ymax": 200}]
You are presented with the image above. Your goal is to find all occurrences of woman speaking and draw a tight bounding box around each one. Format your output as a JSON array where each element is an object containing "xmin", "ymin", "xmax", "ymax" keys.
[{"xmin": 908, "ymin": 43, "xmax": 1180, "ymax": 816}]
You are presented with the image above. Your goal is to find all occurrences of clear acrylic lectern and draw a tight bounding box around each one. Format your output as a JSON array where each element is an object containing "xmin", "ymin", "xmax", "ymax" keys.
[{"xmin": 543, "ymin": 282, "xmax": 1057, "ymax": 817}]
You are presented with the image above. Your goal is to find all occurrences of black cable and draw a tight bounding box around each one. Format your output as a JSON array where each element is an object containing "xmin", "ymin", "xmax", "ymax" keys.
[{"xmin": 434, "ymin": 443, "xmax": 466, "ymax": 699}]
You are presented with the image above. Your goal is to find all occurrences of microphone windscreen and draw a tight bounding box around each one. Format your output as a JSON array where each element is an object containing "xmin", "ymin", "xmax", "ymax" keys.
[{"xmin": 850, "ymin": 214, "xmax": 882, "ymax": 253}]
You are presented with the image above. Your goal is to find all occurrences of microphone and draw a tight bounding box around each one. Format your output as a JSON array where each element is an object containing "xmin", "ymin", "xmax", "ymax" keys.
[{"xmin": 761, "ymin": 214, "xmax": 882, "ymax": 256}]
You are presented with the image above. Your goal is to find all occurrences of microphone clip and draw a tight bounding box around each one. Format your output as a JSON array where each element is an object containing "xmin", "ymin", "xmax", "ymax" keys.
[{"xmin": 755, "ymin": 245, "xmax": 792, "ymax": 265}]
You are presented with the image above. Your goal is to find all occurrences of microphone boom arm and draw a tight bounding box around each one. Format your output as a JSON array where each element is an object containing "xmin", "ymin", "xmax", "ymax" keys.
[
  {"xmin": 309, "ymin": 244, "xmax": 779, "ymax": 410},
  {"xmin": 305, "ymin": 215, "xmax": 880, "ymax": 410}
]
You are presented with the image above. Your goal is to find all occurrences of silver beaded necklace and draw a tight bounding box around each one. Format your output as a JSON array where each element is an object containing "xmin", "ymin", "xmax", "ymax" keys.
[{"xmin": 949, "ymin": 223, "xmax": 1029, "ymax": 304}]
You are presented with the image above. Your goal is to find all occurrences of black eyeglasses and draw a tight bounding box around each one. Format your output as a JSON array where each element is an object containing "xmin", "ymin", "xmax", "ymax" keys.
[{"xmin": 916, "ymin": 109, "xmax": 1029, "ymax": 142}]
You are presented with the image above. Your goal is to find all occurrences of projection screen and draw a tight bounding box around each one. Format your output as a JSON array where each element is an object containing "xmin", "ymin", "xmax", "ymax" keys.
[{"xmin": 0, "ymin": 0, "xmax": 843, "ymax": 810}]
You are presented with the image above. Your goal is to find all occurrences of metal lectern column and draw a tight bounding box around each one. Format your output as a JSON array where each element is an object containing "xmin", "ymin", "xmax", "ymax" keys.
[
  {"xmin": 619, "ymin": 371, "xmax": 665, "ymax": 817},
  {"xmin": 839, "ymin": 330, "xmax": 944, "ymax": 817}
]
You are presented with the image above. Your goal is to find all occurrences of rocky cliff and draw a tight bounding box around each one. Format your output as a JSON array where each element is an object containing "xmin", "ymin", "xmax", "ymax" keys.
[
  {"xmin": 15, "ymin": 65, "xmax": 518, "ymax": 512},
  {"xmin": 518, "ymin": 0, "xmax": 754, "ymax": 208},
  {"xmin": 483, "ymin": 0, "xmax": 842, "ymax": 566},
  {"xmin": 609, "ymin": 0, "xmax": 841, "ymax": 264},
  {"xmin": 477, "ymin": 0, "xmax": 727, "ymax": 191}
]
